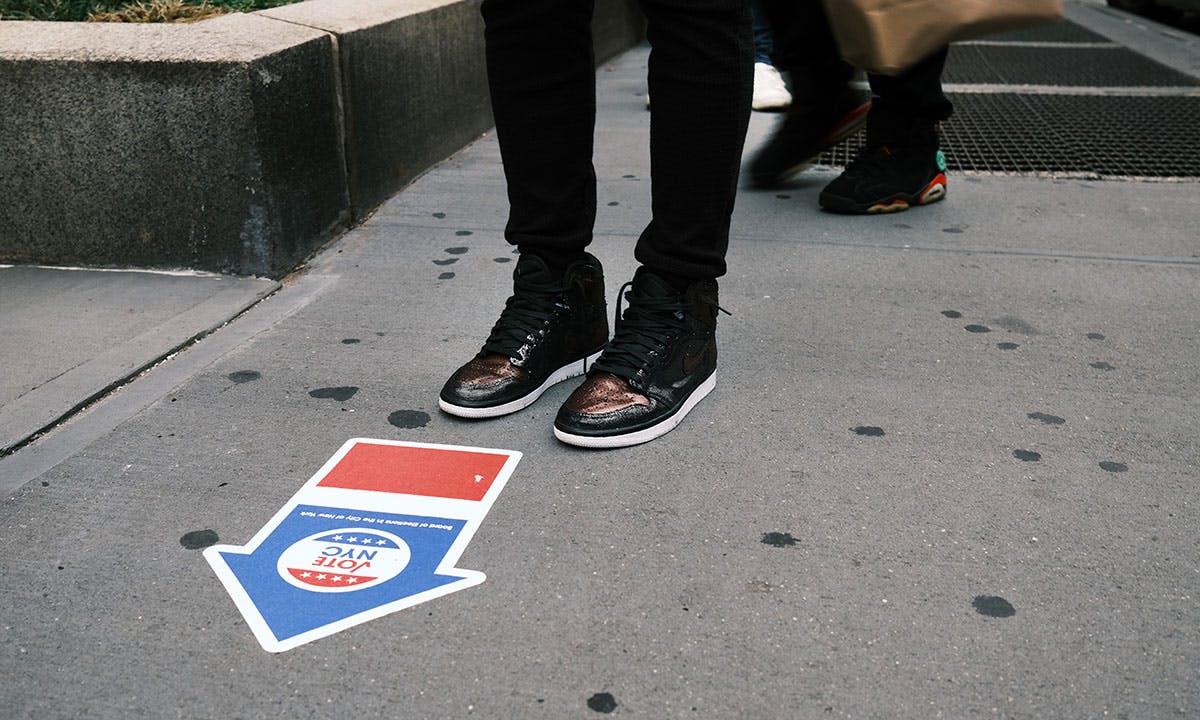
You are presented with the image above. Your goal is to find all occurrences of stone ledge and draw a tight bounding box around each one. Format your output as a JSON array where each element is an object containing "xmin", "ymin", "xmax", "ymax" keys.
[{"xmin": 0, "ymin": 0, "xmax": 644, "ymax": 278}]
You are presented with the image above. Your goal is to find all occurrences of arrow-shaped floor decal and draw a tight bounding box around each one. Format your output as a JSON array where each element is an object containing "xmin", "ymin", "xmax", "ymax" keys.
[{"xmin": 204, "ymin": 438, "xmax": 521, "ymax": 652}]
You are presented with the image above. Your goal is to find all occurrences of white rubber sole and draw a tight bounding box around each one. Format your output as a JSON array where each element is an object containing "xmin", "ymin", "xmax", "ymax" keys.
[
  {"xmin": 553, "ymin": 372, "xmax": 716, "ymax": 449},
  {"xmin": 439, "ymin": 350, "xmax": 602, "ymax": 419}
]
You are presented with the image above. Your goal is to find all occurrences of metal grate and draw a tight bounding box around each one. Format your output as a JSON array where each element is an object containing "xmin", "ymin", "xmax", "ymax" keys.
[
  {"xmin": 816, "ymin": 94, "xmax": 1200, "ymax": 178},
  {"xmin": 980, "ymin": 21, "xmax": 1112, "ymax": 44},
  {"xmin": 813, "ymin": 23, "xmax": 1200, "ymax": 179},
  {"xmin": 944, "ymin": 45, "xmax": 1200, "ymax": 87}
]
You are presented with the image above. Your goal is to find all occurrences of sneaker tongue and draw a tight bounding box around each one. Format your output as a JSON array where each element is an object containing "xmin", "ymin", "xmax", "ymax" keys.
[
  {"xmin": 632, "ymin": 269, "xmax": 681, "ymax": 298},
  {"xmin": 514, "ymin": 252, "xmax": 554, "ymax": 282}
]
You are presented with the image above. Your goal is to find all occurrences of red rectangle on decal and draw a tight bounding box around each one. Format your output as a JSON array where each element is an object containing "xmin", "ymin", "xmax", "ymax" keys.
[{"xmin": 317, "ymin": 442, "xmax": 510, "ymax": 501}]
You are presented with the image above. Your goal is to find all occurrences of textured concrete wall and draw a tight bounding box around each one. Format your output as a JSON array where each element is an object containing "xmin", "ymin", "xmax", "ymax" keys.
[
  {"xmin": 261, "ymin": 0, "xmax": 492, "ymax": 221},
  {"xmin": 592, "ymin": 0, "xmax": 647, "ymax": 65},
  {"xmin": 0, "ymin": 15, "xmax": 349, "ymax": 278},
  {"xmin": 262, "ymin": 0, "xmax": 645, "ymax": 221},
  {"xmin": 0, "ymin": 0, "xmax": 645, "ymax": 278}
]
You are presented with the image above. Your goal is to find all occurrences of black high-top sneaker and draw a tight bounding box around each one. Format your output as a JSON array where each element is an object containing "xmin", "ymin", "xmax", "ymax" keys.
[
  {"xmin": 554, "ymin": 268, "xmax": 724, "ymax": 449},
  {"xmin": 749, "ymin": 84, "xmax": 871, "ymax": 189},
  {"xmin": 818, "ymin": 121, "xmax": 947, "ymax": 214},
  {"xmin": 439, "ymin": 252, "xmax": 608, "ymax": 418}
]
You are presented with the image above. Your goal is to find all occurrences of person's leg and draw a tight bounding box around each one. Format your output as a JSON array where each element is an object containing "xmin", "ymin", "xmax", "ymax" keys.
[
  {"xmin": 864, "ymin": 46, "xmax": 952, "ymax": 144},
  {"xmin": 751, "ymin": 0, "xmax": 774, "ymax": 66},
  {"xmin": 482, "ymin": 0, "xmax": 598, "ymax": 269},
  {"xmin": 554, "ymin": 0, "xmax": 753, "ymax": 448},
  {"xmin": 440, "ymin": 0, "xmax": 609, "ymax": 419},
  {"xmin": 632, "ymin": 0, "xmax": 754, "ymax": 282},
  {"xmin": 759, "ymin": 0, "xmax": 850, "ymax": 94},
  {"xmin": 748, "ymin": 0, "xmax": 869, "ymax": 187},
  {"xmin": 819, "ymin": 47, "xmax": 953, "ymax": 214},
  {"xmin": 751, "ymin": 0, "xmax": 791, "ymax": 111}
]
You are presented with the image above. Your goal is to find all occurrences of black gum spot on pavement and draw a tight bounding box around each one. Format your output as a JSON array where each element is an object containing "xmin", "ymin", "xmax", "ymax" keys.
[
  {"xmin": 456, "ymin": 230, "xmax": 473, "ymax": 236},
  {"xmin": 943, "ymin": 226, "xmax": 965, "ymax": 234},
  {"xmin": 1027, "ymin": 412, "xmax": 1065, "ymax": 425},
  {"xmin": 180, "ymin": 529, "xmax": 219, "ymax": 549},
  {"xmin": 587, "ymin": 693, "xmax": 618, "ymax": 713},
  {"xmin": 227, "ymin": 370, "xmax": 261, "ymax": 384},
  {"xmin": 622, "ymin": 174, "xmax": 636, "ymax": 178},
  {"xmin": 941, "ymin": 310, "xmax": 962, "ymax": 318},
  {"xmin": 965, "ymin": 324, "xmax": 991, "ymax": 333},
  {"xmin": 309, "ymin": 386, "xmax": 358, "ymax": 401},
  {"xmin": 972, "ymin": 595, "xmax": 1016, "ymax": 618},
  {"xmin": 608, "ymin": 201, "xmax": 620, "ymax": 206},
  {"xmin": 852, "ymin": 426, "xmax": 885, "ymax": 437},
  {"xmin": 433, "ymin": 258, "xmax": 458, "ymax": 266},
  {"xmin": 388, "ymin": 410, "xmax": 431, "ymax": 429},
  {"xmin": 761, "ymin": 532, "xmax": 797, "ymax": 547},
  {"xmin": 1091, "ymin": 361, "xmax": 1116, "ymax": 371},
  {"xmin": 341, "ymin": 338, "xmax": 360, "ymax": 345},
  {"xmin": 494, "ymin": 257, "xmax": 512, "ymax": 263},
  {"xmin": 439, "ymin": 272, "xmax": 456, "ymax": 280},
  {"xmin": 998, "ymin": 342, "xmax": 1020, "ymax": 351},
  {"xmin": 445, "ymin": 247, "xmax": 469, "ymax": 255},
  {"xmin": 1087, "ymin": 332, "xmax": 1105, "ymax": 340},
  {"xmin": 1099, "ymin": 461, "xmax": 1128, "ymax": 473},
  {"xmin": 1013, "ymin": 449, "xmax": 1041, "ymax": 462},
  {"xmin": 895, "ymin": 223, "xmax": 913, "ymax": 229},
  {"xmin": 776, "ymin": 194, "xmax": 791, "ymax": 199},
  {"xmin": 432, "ymin": 212, "xmax": 446, "ymax": 219}
]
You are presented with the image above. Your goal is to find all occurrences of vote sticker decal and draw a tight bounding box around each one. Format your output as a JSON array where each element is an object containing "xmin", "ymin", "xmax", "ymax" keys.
[{"xmin": 276, "ymin": 528, "xmax": 411, "ymax": 593}]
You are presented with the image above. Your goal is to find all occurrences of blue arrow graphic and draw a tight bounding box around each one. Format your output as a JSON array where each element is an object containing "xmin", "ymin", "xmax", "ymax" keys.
[
  {"xmin": 204, "ymin": 438, "xmax": 521, "ymax": 652},
  {"xmin": 207, "ymin": 504, "xmax": 481, "ymax": 650}
]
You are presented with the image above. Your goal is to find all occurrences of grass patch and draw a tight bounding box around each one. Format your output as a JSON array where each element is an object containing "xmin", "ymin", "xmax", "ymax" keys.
[{"xmin": 0, "ymin": 0, "xmax": 302, "ymax": 22}]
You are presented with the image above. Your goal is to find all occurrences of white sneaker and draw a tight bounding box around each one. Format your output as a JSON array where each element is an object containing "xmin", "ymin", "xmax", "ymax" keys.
[{"xmin": 752, "ymin": 62, "xmax": 791, "ymax": 112}]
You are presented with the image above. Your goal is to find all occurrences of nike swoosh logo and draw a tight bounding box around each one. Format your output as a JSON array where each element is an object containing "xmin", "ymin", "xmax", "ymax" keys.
[{"xmin": 681, "ymin": 338, "xmax": 714, "ymax": 376}]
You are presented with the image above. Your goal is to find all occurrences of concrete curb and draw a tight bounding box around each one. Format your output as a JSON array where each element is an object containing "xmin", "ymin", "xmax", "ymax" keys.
[{"xmin": 0, "ymin": 0, "xmax": 644, "ymax": 278}]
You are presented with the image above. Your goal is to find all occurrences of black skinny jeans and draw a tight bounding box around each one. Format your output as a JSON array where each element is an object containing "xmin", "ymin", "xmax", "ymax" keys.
[{"xmin": 480, "ymin": 0, "xmax": 753, "ymax": 281}]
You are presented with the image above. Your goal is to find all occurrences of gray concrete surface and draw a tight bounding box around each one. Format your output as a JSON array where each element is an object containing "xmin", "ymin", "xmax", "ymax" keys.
[
  {"xmin": 0, "ymin": 266, "xmax": 278, "ymax": 456},
  {"xmin": 1, "ymin": 3, "xmax": 1197, "ymax": 718}
]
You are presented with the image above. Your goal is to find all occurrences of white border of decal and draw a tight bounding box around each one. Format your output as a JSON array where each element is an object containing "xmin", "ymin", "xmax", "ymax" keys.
[{"xmin": 203, "ymin": 438, "xmax": 521, "ymax": 653}]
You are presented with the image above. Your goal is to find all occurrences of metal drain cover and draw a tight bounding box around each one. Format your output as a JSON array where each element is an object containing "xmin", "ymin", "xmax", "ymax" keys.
[
  {"xmin": 816, "ymin": 22, "xmax": 1200, "ymax": 179},
  {"xmin": 945, "ymin": 45, "xmax": 1200, "ymax": 87}
]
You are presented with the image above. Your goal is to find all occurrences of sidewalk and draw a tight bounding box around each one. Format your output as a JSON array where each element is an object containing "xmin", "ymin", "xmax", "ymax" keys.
[{"xmin": 1, "ymin": 4, "xmax": 1197, "ymax": 718}]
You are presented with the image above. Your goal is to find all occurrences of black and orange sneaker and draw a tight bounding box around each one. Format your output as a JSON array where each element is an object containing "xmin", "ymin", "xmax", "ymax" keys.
[
  {"xmin": 439, "ymin": 252, "xmax": 608, "ymax": 418},
  {"xmin": 554, "ymin": 268, "xmax": 724, "ymax": 449},
  {"xmin": 749, "ymin": 85, "xmax": 871, "ymax": 188},
  {"xmin": 819, "ymin": 123, "xmax": 948, "ymax": 214}
]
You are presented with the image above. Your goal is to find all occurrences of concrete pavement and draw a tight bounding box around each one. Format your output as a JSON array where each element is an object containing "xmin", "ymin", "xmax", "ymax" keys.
[{"xmin": 1, "ymin": 3, "xmax": 1197, "ymax": 718}]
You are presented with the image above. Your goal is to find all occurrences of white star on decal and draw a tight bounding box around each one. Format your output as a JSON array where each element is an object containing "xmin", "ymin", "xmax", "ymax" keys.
[
  {"xmin": 332, "ymin": 535, "xmax": 344, "ymax": 541},
  {"xmin": 331, "ymin": 576, "xmax": 343, "ymax": 582}
]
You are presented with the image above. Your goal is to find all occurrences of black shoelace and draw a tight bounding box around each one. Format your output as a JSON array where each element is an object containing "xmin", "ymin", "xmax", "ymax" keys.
[
  {"xmin": 482, "ymin": 277, "xmax": 568, "ymax": 362},
  {"xmin": 594, "ymin": 281, "xmax": 727, "ymax": 381}
]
